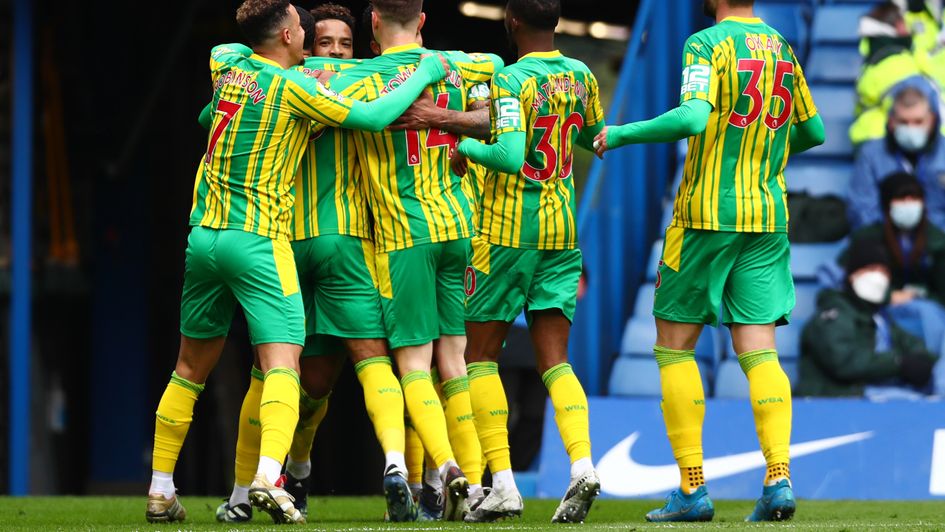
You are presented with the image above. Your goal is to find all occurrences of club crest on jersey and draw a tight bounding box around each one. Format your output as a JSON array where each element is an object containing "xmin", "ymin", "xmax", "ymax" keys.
[{"xmin": 464, "ymin": 266, "xmax": 477, "ymax": 296}]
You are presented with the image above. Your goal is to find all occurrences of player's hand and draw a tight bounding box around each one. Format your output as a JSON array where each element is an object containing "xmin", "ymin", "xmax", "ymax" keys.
[
  {"xmin": 420, "ymin": 53, "xmax": 451, "ymax": 82},
  {"xmin": 593, "ymin": 126, "xmax": 608, "ymax": 158},
  {"xmin": 450, "ymin": 148, "xmax": 468, "ymax": 177},
  {"xmin": 306, "ymin": 69, "xmax": 335, "ymax": 85},
  {"xmin": 389, "ymin": 90, "xmax": 437, "ymax": 131}
]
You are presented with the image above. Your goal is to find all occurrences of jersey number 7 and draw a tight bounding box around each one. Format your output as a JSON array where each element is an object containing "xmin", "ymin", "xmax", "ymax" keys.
[
  {"xmin": 728, "ymin": 59, "xmax": 793, "ymax": 130},
  {"xmin": 206, "ymin": 99, "xmax": 243, "ymax": 163}
]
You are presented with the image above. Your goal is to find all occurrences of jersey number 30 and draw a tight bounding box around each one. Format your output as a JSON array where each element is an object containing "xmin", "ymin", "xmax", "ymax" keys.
[
  {"xmin": 728, "ymin": 59, "xmax": 793, "ymax": 130},
  {"xmin": 523, "ymin": 112, "xmax": 584, "ymax": 181}
]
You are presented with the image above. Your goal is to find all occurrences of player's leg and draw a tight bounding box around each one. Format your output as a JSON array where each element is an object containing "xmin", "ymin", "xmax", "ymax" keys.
[
  {"xmin": 319, "ymin": 235, "xmax": 414, "ymax": 521},
  {"xmin": 378, "ymin": 243, "xmax": 465, "ymax": 518},
  {"xmin": 724, "ymin": 233, "xmax": 795, "ymax": 522},
  {"xmin": 646, "ymin": 228, "xmax": 736, "ymax": 523},
  {"xmin": 434, "ymin": 238, "xmax": 484, "ymax": 506},
  {"xmin": 404, "ymin": 415, "xmax": 425, "ymax": 497},
  {"xmin": 227, "ymin": 232, "xmax": 307, "ymax": 524},
  {"xmin": 463, "ymin": 238, "xmax": 534, "ymax": 522},
  {"xmin": 148, "ymin": 226, "xmax": 234, "ymax": 523},
  {"xmin": 217, "ymin": 361, "xmax": 264, "ymax": 523}
]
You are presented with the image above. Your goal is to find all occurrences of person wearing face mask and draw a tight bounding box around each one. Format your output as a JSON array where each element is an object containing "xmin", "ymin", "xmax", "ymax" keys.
[
  {"xmin": 843, "ymin": 172, "xmax": 945, "ymax": 305},
  {"xmin": 848, "ymin": 79, "xmax": 945, "ymax": 231},
  {"xmin": 796, "ymin": 238, "xmax": 938, "ymax": 397}
]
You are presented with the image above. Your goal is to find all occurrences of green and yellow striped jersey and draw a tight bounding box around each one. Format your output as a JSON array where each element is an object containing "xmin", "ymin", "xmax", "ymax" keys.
[
  {"xmin": 291, "ymin": 56, "xmax": 371, "ymax": 241},
  {"xmin": 328, "ymin": 44, "xmax": 501, "ymax": 252},
  {"xmin": 675, "ymin": 16, "xmax": 817, "ymax": 233},
  {"xmin": 480, "ymin": 51, "xmax": 604, "ymax": 250},
  {"xmin": 191, "ymin": 44, "xmax": 355, "ymax": 240},
  {"xmin": 462, "ymin": 83, "xmax": 493, "ymax": 229}
]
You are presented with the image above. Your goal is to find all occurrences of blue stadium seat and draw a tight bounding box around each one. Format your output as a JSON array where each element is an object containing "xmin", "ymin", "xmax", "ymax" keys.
[
  {"xmin": 633, "ymin": 283, "xmax": 656, "ymax": 318},
  {"xmin": 620, "ymin": 317, "xmax": 657, "ymax": 357},
  {"xmin": 646, "ymin": 240, "xmax": 662, "ymax": 281},
  {"xmin": 784, "ymin": 158, "xmax": 851, "ymax": 198},
  {"xmin": 808, "ymin": 84, "xmax": 856, "ymax": 119},
  {"xmin": 791, "ymin": 241, "xmax": 846, "ymax": 281},
  {"xmin": 793, "ymin": 282, "xmax": 821, "ymax": 325},
  {"xmin": 782, "ymin": 360, "xmax": 800, "ymax": 387},
  {"xmin": 609, "ymin": 357, "xmax": 661, "ymax": 397},
  {"xmin": 755, "ymin": 3, "xmax": 810, "ymax": 60},
  {"xmin": 714, "ymin": 359, "xmax": 749, "ymax": 398},
  {"xmin": 811, "ymin": 4, "xmax": 871, "ymax": 45},
  {"xmin": 776, "ymin": 322, "xmax": 803, "ymax": 359},
  {"xmin": 806, "ymin": 45, "xmax": 862, "ymax": 84}
]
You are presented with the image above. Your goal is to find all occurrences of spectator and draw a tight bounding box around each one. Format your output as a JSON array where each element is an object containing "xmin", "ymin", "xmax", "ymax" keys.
[
  {"xmin": 848, "ymin": 80, "xmax": 945, "ymax": 230},
  {"xmin": 796, "ymin": 238, "xmax": 938, "ymax": 397},
  {"xmin": 850, "ymin": 3, "xmax": 923, "ymax": 145},
  {"xmin": 842, "ymin": 172, "xmax": 945, "ymax": 305}
]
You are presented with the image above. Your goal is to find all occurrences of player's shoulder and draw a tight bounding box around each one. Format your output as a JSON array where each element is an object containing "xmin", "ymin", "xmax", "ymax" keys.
[{"xmin": 302, "ymin": 56, "xmax": 362, "ymax": 72}]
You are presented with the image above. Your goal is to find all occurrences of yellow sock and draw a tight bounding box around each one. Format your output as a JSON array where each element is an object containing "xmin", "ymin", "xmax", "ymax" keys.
[
  {"xmin": 468, "ymin": 362, "xmax": 512, "ymax": 472},
  {"xmin": 443, "ymin": 376, "xmax": 482, "ymax": 485},
  {"xmin": 288, "ymin": 390, "xmax": 329, "ymax": 463},
  {"xmin": 152, "ymin": 372, "xmax": 204, "ymax": 473},
  {"xmin": 655, "ymin": 346, "xmax": 706, "ymax": 494},
  {"xmin": 234, "ymin": 367, "xmax": 264, "ymax": 486},
  {"xmin": 405, "ymin": 416, "xmax": 424, "ymax": 486},
  {"xmin": 259, "ymin": 368, "xmax": 300, "ymax": 463},
  {"xmin": 542, "ymin": 363, "xmax": 591, "ymax": 463},
  {"xmin": 401, "ymin": 371, "xmax": 454, "ymax": 468},
  {"xmin": 356, "ymin": 357, "xmax": 405, "ymax": 454},
  {"xmin": 739, "ymin": 349, "xmax": 792, "ymax": 485}
]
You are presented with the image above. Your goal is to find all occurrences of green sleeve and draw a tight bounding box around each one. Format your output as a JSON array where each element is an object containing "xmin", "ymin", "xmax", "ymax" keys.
[
  {"xmin": 803, "ymin": 309, "xmax": 901, "ymax": 382},
  {"xmin": 198, "ymin": 103, "xmax": 212, "ymax": 130},
  {"xmin": 340, "ymin": 54, "xmax": 447, "ymax": 132},
  {"xmin": 210, "ymin": 43, "xmax": 253, "ymax": 59},
  {"xmin": 606, "ymin": 99, "xmax": 711, "ymax": 147},
  {"xmin": 577, "ymin": 120, "xmax": 605, "ymax": 152},
  {"xmin": 458, "ymin": 132, "xmax": 526, "ymax": 175},
  {"xmin": 789, "ymin": 114, "xmax": 826, "ymax": 155}
]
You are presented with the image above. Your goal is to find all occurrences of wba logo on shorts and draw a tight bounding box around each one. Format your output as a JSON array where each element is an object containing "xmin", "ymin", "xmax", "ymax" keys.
[{"xmin": 464, "ymin": 266, "xmax": 477, "ymax": 296}]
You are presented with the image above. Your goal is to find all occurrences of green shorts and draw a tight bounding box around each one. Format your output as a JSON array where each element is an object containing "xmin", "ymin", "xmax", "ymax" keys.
[
  {"xmin": 653, "ymin": 227, "xmax": 795, "ymax": 326},
  {"xmin": 292, "ymin": 235, "xmax": 386, "ymax": 357},
  {"xmin": 464, "ymin": 236, "xmax": 583, "ymax": 324},
  {"xmin": 374, "ymin": 239, "xmax": 468, "ymax": 349},
  {"xmin": 180, "ymin": 227, "xmax": 305, "ymax": 345}
]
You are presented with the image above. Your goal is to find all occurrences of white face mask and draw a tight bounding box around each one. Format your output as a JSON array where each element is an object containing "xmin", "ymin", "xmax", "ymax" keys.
[
  {"xmin": 851, "ymin": 270, "xmax": 890, "ymax": 304},
  {"xmin": 894, "ymin": 124, "xmax": 929, "ymax": 153},
  {"xmin": 889, "ymin": 200, "xmax": 924, "ymax": 230}
]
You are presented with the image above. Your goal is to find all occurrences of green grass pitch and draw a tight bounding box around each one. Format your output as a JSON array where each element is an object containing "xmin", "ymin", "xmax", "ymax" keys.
[{"xmin": 0, "ymin": 497, "xmax": 944, "ymax": 531}]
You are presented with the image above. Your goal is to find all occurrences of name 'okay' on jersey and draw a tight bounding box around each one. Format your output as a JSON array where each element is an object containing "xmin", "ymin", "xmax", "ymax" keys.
[{"xmin": 675, "ymin": 17, "xmax": 817, "ymax": 234}]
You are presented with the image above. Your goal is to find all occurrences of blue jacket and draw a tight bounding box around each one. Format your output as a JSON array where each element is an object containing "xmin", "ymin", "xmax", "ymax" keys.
[{"xmin": 848, "ymin": 79, "xmax": 945, "ymax": 230}]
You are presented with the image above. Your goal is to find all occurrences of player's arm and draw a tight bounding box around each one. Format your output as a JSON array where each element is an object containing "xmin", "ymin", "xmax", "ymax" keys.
[
  {"xmin": 454, "ymin": 78, "xmax": 526, "ymax": 175},
  {"xmin": 788, "ymin": 114, "xmax": 825, "ymax": 154},
  {"xmin": 198, "ymin": 102, "xmax": 213, "ymax": 130},
  {"xmin": 390, "ymin": 94, "xmax": 491, "ymax": 140},
  {"xmin": 285, "ymin": 54, "xmax": 450, "ymax": 132}
]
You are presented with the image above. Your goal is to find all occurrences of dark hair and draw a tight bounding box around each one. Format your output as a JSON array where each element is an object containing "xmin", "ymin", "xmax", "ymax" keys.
[
  {"xmin": 727, "ymin": 0, "xmax": 755, "ymax": 7},
  {"xmin": 880, "ymin": 171, "xmax": 925, "ymax": 213},
  {"xmin": 296, "ymin": 4, "xmax": 315, "ymax": 50},
  {"xmin": 846, "ymin": 237, "xmax": 890, "ymax": 276},
  {"xmin": 507, "ymin": 0, "xmax": 560, "ymax": 30},
  {"xmin": 894, "ymin": 85, "xmax": 931, "ymax": 109},
  {"xmin": 311, "ymin": 3, "xmax": 356, "ymax": 35},
  {"xmin": 371, "ymin": 0, "xmax": 423, "ymax": 26},
  {"xmin": 236, "ymin": 0, "xmax": 292, "ymax": 46},
  {"xmin": 357, "ymin": 4, "xmax": 378, "ymax": 58},
  {"xmin": 867, "ymin": 2, "xmax": 904, "ymax": 27}
]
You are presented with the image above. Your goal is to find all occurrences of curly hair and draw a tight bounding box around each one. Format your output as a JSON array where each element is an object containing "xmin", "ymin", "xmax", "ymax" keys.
[
  {"xmin": 236, "ymin": 0, "xmax": 292, "ymax": 46},
  {"xmin": 296, "ymin": 4, "xmax": 316, "ymax": 50},
  {"xmin": 508, "ymin": 0, "xmax": 559, "ymax": 30},
  {"xmin": 311, "ymin": 3, "xmax": 356, "ymax": 34},
  {"xmin": 370, "ymin": 0, "xmax": 423, "ymax": 26}
]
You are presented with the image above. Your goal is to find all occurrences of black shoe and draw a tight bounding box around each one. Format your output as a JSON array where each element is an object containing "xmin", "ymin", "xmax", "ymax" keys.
[
  {"xmin": 442, "ymin": 464, "xmax": 469, "ymax": 522},
  {"xmin": 285, "ymin": 471, "xmax": 310, "ymax": 518}
]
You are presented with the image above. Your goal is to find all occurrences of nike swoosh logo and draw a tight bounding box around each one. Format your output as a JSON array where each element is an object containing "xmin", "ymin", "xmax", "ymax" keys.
[{"xmin": 597, "ymin": 431, "xmax": 873, "ymax": 497}]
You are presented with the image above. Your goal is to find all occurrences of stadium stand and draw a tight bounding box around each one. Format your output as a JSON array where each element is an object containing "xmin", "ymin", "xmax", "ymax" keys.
[{"xmin": 609, "ymin": 0, "xmax": 874, "ymax": 398}]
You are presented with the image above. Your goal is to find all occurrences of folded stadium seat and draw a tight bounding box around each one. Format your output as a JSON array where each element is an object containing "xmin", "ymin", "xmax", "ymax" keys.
[
  {"xmin": 775, "ymin": 322, "xmax": 803, "ymax": 359},
  {"xmin": 781, "ymin": 359, "xmax": 800, "ymax": 387},
  {"xmin": 608, "ymin": 356, "xmax": 662, "ymax": 397},
  {"xmin": 790, "ymin": 240, "xmax": 847, "ymax": 281},
  {"xmin": 754, "ymin": 2, "xmax": 810, "ymax": 61},
  {"xmin": 713, "ymin": 358, "xmax": 750, "ymax": 399},
  {"xmin": 619, "ymin": 317, "xmax": 657, "ymax": 357},
  {"xmin": 645, "ymin": 240, "xmax": 663, "ymax": 282},
  {"xmin": 808, "ymin": 84, "xmax": 856, "ymax": 120},
  {"xmin": 792, "ymin": 282, "xmax": 821, "ymax": 325},
  {"xmin": 783, "ymin": 158, "xmax": 852, "ymax": 198},
  {"xmin": 811, "ymin": 4, "xmax": 872, "ymax": 45},
  {"xmin": 806, "ymin": 45, "xmax": 863, "ymax": 84},
  {"xmin": 800, "ymin": 87, "xmax": 856, "ymax": 158},
  {"xmin": 633, "ymin": 283, "xmax": 656, "ymax": 318}
]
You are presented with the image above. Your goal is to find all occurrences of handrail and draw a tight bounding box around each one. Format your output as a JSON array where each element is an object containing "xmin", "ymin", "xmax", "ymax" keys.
[{"xmin": 577, "ymin": 0, "xmax": 653, "ymax": 231}]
